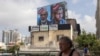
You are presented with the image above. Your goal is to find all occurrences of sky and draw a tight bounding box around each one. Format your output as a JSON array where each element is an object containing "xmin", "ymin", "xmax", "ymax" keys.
[{"xmin": 0, "ymin": 0, "xmax": 97, "ymax": 41}]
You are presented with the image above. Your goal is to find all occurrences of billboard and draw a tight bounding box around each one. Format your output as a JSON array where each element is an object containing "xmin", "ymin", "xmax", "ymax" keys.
[
  {"xmin": 37, "ymin": 5, "xmax": 51, "ymax": 25},
  {"xmin": 31, "ymin": 26, "xmax": 39, "ymax": 32},
  {"xmin": 28, "ymin": 26, "xmax": 31, "ymax": 32},
  {"xmin": 58, "ymin": 24, "xmax": 71, "ymax": 30},
  {"xmin": 37, "ymin": 1, "xmax": 67, "ymax": 25},
  {"xmin": 49, "ymin": 24, "xmax": 58, "ymax": 30},
  {"xmin": 40, "ymin": 25, "xmax": 48, "ymax": 31}
]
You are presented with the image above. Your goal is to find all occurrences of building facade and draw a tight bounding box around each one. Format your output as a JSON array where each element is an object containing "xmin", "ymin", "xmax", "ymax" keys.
[
  {"xmin": 67, "ymin": 19, "xmax": 81, "ymax": 39},
  {"xmin": 30, "ymin": 24, "xmax": 73, "ymax": 48},
  {"xmin": 2, "ymin": 30, "xmax": 10, "ymax": 45},
  {"xmin": 2, "ymin": 29, "xmax": 21, "ymax": 45},
  {"xmin": 67, "ymin": 19, "xmax": 77, "ymax": 31}
]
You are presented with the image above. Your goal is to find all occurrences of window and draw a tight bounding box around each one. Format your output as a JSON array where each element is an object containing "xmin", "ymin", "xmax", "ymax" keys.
[
  {"xmin": 56, "ymin": 35, "xmax": 64, "ymax": 41},
  {"xmin": 39, "ymin": 36, "xmax": 44, "ymax": 41},
  {"xmin": 57, "ymin": 35, "xmax": 60, "ymax": 41}
]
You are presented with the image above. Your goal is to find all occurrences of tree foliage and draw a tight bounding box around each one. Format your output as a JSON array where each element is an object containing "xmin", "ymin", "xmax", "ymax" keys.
[
  {"xmin": 7, "ymin": 45, "xmax": 19, "ymax": 53},
  {"xmin": 75, "ymin": 30, "xmax": 100, "ymax": 51}
]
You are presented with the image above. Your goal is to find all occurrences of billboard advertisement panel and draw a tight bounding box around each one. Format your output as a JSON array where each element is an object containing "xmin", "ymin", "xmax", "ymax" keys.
[
  {"xmin": 51, "ymin": 2, "xmax": 66, "ymax": 24},
  {"xmin": 37, "ymin": 5, "xmax": 51, "ymax": 25},
  {"xmin": 49, "ymin": 24, "xmax": 58, "ymax": 30},
  {"xmin": 58, "ymin": 24, "xmax": 71, "ymax": 30},
  {"xmin": 37, "ymin": 1, "xmax": 67, "ymax": 25},
  {"xmin": 40, "ymin": 25, "xmax": 48, "ymax": 31},
  {"xmin": 28, "ymin": 26, "xmax": 31, "ymax": 32},
  {"xmin": 31, "ymin": 26, "xmax": 39, "ymax": 32}
]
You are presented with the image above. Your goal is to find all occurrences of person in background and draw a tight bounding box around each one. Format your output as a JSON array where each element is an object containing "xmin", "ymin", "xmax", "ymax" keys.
[
  {"xmin": 83, "ymin": 45, "xmax": 90, "ymax": 56},
  {"xmin": 38, "ymin": 8, "xmax": 50, "ymax": 25},
  {"xmin": 58, "ymin": 36, "xmax": 80, "ymax": 56},
  {"xmin": 51, "ymin": 4, "xmax": 66, "ymax": 24}
]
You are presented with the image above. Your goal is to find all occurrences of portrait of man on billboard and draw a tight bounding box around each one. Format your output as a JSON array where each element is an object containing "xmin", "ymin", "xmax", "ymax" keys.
[
  {"xmin": 51, "ymin": 2, "xmax": 66, "ymax": 24},
  {"xmin": 37, "ymin": 6, "xmax": 51, "ymax": 25}
]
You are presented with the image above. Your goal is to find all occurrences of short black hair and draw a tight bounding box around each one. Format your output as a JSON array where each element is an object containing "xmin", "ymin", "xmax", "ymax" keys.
[{"xmin": 59, "ymin": 36, "xmax": 73, "ymax": 48}]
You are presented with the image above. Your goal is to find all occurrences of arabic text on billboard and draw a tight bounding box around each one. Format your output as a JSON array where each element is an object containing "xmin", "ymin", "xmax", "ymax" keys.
[
  {"xmin": 31, "ymin": 26, "xmax": 39, "ymax": 32},
  {"xmin": 49, "ymin": 24, "xmax": 58, "ymax": 30},
  {"xmin": 40, "ymin": 25, "xmax": 48, "ymax": 31}
]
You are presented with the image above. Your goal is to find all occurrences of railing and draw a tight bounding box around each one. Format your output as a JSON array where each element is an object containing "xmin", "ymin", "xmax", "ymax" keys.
[
  {"xmin": 90, "ymin": 51, "xmax": 100, "ymax": 56},
  {"xmin": 0, "ymin": 53, "xmax": 13, "ymax": 56},
  {"xmin": 0, "ymin": 51, "xmax": 100, "ymax": 56},
  {"xmin": 17, "ymin": 50, "xmax": 100, "ymax": 56}
]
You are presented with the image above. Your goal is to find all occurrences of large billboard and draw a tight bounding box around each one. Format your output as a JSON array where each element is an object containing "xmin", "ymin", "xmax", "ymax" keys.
[{"xmin": 37, "ymin": 1, "xmax": 67, "ymax": 25}]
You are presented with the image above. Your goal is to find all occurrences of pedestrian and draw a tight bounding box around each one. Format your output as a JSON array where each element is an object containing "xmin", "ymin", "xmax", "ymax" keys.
[
  {"xmin": 58, "ymin": 36, "xmax": 80, "ymax": 56},
  {"xmin": 83, "ymin": 45, "xmax": 90, "ymax": 56}
]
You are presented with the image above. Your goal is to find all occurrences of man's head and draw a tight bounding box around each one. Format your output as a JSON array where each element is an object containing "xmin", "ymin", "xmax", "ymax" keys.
[
  {"xmin": 59, "ymin": 36, "xmax": 73, "ymax": 52},
  {"xmin": 38, "ymin": 8, "xmax": 48, "ymax": 20}
]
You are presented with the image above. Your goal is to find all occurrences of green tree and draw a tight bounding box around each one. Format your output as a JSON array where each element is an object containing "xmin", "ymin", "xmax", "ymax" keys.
[
  {"xmin": 75, "ymin": 30, "xmax": 100, "ymax": 51},
  {"xmin": 7, "ymin": 45, "xmax": 19, "ymax": 53}
]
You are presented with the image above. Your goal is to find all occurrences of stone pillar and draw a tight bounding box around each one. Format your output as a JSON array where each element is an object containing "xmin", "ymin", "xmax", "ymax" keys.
[{"xmin": 96, "ymin": 0, "xmax": 100, "ymax": 38}]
